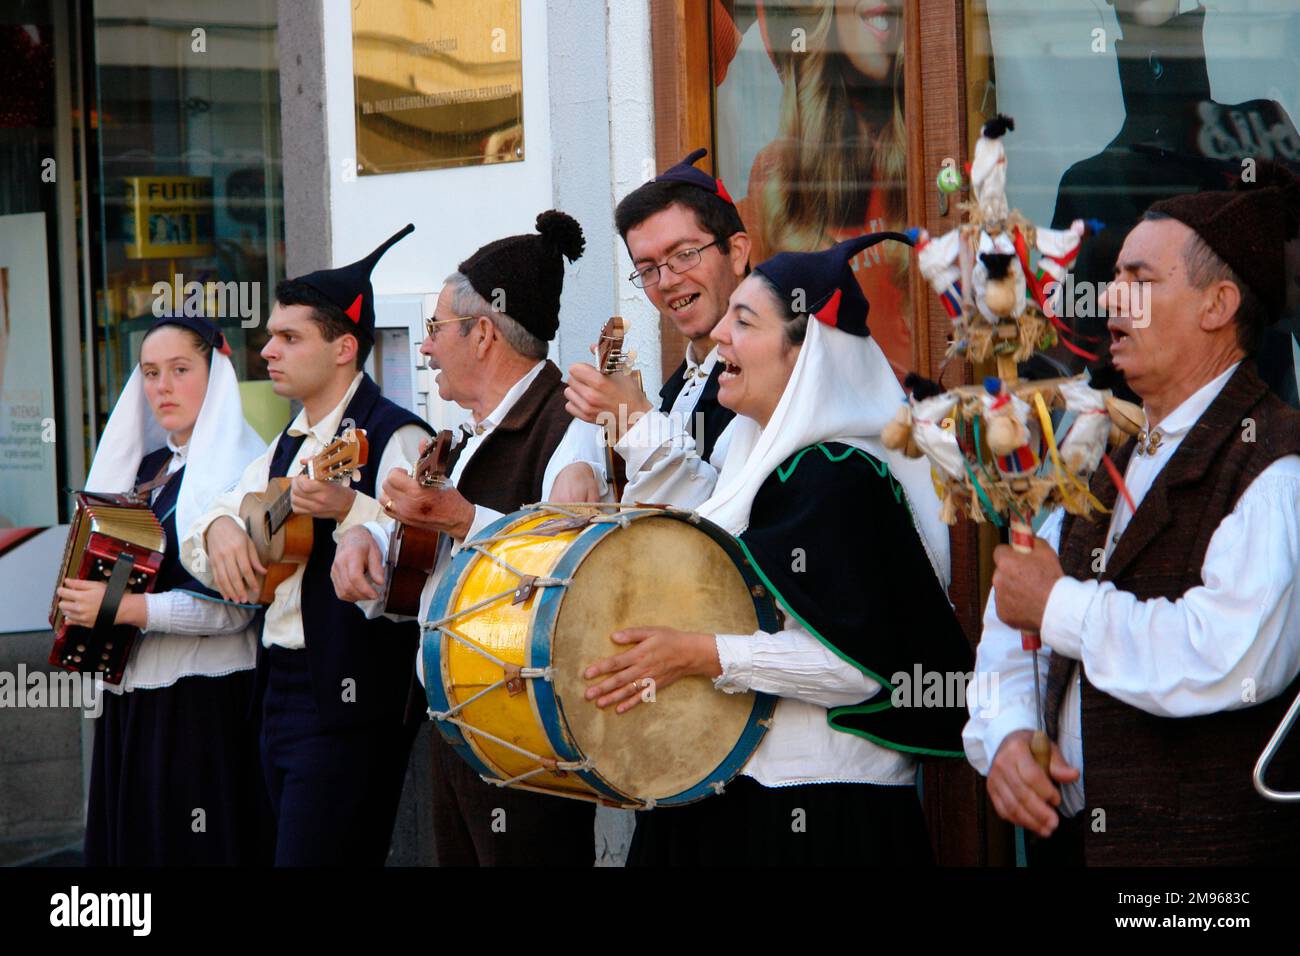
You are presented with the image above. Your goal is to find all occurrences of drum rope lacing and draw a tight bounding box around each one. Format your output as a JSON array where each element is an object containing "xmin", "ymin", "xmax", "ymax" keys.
[
  {"xmin": 424, "ymin": 505, "xmax": 736, "ymax": 803},
  {"xmin": 422, "ymin": 516, "xmax": 595, "ymax": 786}
]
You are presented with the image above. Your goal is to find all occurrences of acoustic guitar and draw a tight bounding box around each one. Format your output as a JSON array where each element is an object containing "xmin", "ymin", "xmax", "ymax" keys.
[
  {"xmin": 595, "ymin": 316, "xmax": 642, "ymax": 499},
  {"xmin": 381, "ymin": 428, "xmax": 454, "ymax": 617},
  {"xmin": 238, "ymin": 427, "xmax": 368, "ymax": 604}
]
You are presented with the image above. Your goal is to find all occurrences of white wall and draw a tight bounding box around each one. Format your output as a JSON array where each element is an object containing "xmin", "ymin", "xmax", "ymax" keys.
[{"xmin": 316, "ymin": 0, "xmax": 663, "ymax": 392}]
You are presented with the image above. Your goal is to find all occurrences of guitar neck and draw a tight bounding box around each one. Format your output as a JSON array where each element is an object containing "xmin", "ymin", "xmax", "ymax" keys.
[{"xmin": 268, "ymin": 485, "xmax": 295, "ymax": 536}]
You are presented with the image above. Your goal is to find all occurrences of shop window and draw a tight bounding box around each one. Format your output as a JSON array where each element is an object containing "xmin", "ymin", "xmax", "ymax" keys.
[
  {"xmin": 88, "ymin": 0, "xmax": 285, "ymax": 431},
  {"xmin": 967, "ymin": 0, "xmax": 1300, "ymax": 402}
]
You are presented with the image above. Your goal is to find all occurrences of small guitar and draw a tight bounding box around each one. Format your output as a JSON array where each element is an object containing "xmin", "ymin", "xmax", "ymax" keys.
[
  {"xmin": 381, "ymin": 429, "xmax": 454, "ymax": 617},
  {"xmin": 595, "ymin": 316, "xmax": 642, "ymax": 499},
  {"xmin": 239, "ymin": 427, "xmax": 368, "ymax": 604}
]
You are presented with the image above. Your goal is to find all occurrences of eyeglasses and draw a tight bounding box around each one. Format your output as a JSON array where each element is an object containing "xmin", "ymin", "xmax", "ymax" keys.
[
  {"xmin": 628, "ymin": 240, "xmax": 721, "ymax": 289},
  {"xmin": 424, "ymin": 314, "xmax": 477, "ymax": 339}
]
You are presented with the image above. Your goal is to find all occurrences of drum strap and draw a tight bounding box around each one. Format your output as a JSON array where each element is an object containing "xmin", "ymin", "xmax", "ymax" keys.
[{"xmin": 93, "ymin": 551, "xmax": 136, "ymax": 634}]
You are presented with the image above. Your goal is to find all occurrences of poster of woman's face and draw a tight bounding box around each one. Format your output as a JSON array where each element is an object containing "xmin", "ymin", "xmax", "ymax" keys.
[{"xmin": 715, "ymin": 0, "xmax": 913, "ymax": 379}]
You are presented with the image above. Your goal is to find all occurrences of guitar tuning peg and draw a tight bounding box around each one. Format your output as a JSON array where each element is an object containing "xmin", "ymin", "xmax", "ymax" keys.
[{"xmin": 626, "ymin": 349, "xmax": 637, "ymax": 366}]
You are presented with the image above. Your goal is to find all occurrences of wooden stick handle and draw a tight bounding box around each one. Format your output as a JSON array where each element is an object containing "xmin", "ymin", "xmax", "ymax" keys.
[
  {"xmin": 1030, "ymin": 730, "xmax": 1051, "ymax": 773},
  {"xmin": 1009, "ymin": 517, "xmax": 1042, "ymax": 651}
]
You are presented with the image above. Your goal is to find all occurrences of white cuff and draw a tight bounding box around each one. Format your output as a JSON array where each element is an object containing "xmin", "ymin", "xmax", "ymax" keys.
[
  {"xmin": 711, "ymin": 634, "xmax": 751, "ymax": 694},
  {"xmin": 615, "ymin": 410, "xmax": 670, "ymax": 475},
  {"xmin": 143, "ymin": 592, "xmax": 169, "ymax": 634},
  {"xmin": 458, "ymin": 505, "xmax": 502, "ymax": 549},
  {"xmin": 1042, "ymin": 576, "xmax": 1095, "ymax": 660},
  {"xmin": 336, "ymin": 491, "xmax": 383, "ymax": 536},
  {"xmin": 971, "ymin": 706, "xmax": 1042, "ymax": 777}
]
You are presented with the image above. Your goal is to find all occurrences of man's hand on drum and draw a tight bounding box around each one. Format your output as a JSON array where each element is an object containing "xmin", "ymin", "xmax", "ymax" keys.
[
  {"xmin": 331, "ymin": 526, "xmax": 386, "ymax": 603},
  {"xmin": 565, "ymin": 363, "xmax": 652, "ymax": 446},
  {"xmin": 380, "ymin": 466, "xmax": 476, "ymax": 540},
  {"xmin": 583, "ymin": 626, "xmax": 722, "ymax": 714}
]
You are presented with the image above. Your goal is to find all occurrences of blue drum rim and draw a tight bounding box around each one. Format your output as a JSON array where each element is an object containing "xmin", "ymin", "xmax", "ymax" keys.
[
  {"xmin": 422, "ymin": 508, "xmax": 520, "ymax": 782},
  {"xmin": 424, "ymin": 505, "xmax": 782, "ymax": 807}
]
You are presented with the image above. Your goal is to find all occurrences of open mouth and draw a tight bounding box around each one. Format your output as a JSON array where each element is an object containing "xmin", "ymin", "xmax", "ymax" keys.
[
  {"xmin": 1108, "ymin": 324, "xmax": 1131, "ymax": 347},
  {"xmin": 668, "ymin": 293, "xmax": 700, "ymax": 314},
  {"xmin": 857, "ymin": 2, "xmax": 893, "ymax": 41},
  {"xmin": 719, "ymin": 358, "xmax": 742, "ymax": 383}
]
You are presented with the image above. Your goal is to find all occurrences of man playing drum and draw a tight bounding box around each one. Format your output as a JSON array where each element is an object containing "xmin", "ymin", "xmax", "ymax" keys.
[
  {"xmin": 965, "ymin": 164, "xmax": 1300, "ymax": 866},
  {"xmin": 581, "ymin": 234, "xmax": 974, "ymax": 864},
  {"xmin": 331, "ymin": 211, "xmax": 612, "ymax": 866}
]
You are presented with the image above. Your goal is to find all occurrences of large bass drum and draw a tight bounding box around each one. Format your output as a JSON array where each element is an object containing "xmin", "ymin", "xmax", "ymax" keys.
[{"xmin": 423, "ymin": 505, "xmax": 780, "ymax": 808}]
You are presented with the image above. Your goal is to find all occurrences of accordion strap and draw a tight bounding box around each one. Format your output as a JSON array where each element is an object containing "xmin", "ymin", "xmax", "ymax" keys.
[
  {"xmin": 94, "ymin": 550, "xmax": 136, "ymax": 634},
  {"xmin": 131, "ymin": 459, "xmax": 174, "ymax": 501}
]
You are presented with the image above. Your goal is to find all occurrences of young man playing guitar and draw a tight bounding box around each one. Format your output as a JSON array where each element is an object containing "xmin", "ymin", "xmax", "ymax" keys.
[{"xmin": 181, "ymin": 224, "xmax": 433, "ymax": 866}]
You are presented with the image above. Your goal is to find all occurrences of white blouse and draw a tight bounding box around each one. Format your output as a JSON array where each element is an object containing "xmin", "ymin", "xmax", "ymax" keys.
[{"xmin": 113, "ymin": 438, "xmax": 257, "ymax": 693}]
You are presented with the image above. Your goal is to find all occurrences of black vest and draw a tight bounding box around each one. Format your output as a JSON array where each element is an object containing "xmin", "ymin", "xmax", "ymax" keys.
[
  {"xmin": 260, "ymin": 374, "xmax": 432, "ymax": 731},
  {"xmin": 658, "ymin": 358, "xmax": 734, "ymax": 463},
  {"xmin": 135, "ymin": 448, "xmax": 220, "ymax": 598},
  {"xmin": 449, "ymin": 360, "xmax": 574, "ymax": 513}
]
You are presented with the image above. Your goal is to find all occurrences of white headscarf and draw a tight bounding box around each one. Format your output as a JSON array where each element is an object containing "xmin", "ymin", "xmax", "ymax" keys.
[
  {"xmin": 697, "ymin": 317, "xmax": 951, "ymax": 587},
  {"xmin": 84, "ymin": 348, "xmax": 266, "ymax": 540}
]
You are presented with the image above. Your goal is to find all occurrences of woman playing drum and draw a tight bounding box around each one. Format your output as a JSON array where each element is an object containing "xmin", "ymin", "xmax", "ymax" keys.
[{"xmin": 582, "ymin": 233, "xmax": 974, "ymax": 865}]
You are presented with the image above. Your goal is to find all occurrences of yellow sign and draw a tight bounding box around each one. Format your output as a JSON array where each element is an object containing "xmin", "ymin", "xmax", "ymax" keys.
[
  {"xmin": 123, "ymin": 176, "xmax": 214, "ymax": 259},
  {"xmin": 352, "ymin": 0, "xmax": 524, "ymax": 175}
]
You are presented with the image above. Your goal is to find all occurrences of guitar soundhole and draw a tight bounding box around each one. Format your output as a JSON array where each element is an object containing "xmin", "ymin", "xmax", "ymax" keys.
[{"xmin": 262, "ymin": 513, "xmax": 274, "ymax": 541}]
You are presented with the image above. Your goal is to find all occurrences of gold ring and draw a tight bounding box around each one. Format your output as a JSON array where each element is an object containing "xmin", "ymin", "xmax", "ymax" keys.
[{"xmin": 383, "ymin": 498, "xmax": 394, "ymax": 512}]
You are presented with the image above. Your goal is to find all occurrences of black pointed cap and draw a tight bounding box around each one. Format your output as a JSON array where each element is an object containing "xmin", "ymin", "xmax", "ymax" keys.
[
  {"xmin": 655, "ymin": 148, "xmax": 737, "ymax": 208},
  {"xmin": 294, "ymin": 223, "xmax": 415, "ymax": 338},
  {"xmin": 753, "ymin": 231, "xmax": 915, "ymax": 337}
]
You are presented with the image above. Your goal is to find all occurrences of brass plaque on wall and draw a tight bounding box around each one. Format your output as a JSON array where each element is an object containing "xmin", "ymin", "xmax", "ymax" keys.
[{"xmin": 352, "ymin": 0, "xmax": 524, "ymax": 175}]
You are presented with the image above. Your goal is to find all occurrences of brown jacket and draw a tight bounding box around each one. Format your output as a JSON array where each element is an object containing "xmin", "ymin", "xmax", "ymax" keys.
[{"xmin": 1050, "ymin": 362, "xmax": 1300, "ymax": 865}]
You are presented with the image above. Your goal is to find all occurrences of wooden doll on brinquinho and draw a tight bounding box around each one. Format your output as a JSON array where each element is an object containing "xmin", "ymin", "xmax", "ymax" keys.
[{"xmin": 883, "ymin": 115, "xmax": 1142, "ymax": 772}]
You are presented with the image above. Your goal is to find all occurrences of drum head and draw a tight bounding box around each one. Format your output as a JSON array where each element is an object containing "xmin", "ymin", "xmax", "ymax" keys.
[{"xmin": 550, "ymin": 515, "xmax": 762, "ymax": 802}]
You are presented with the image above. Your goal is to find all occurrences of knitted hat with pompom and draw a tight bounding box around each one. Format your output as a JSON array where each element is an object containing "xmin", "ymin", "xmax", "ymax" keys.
[{"xmin": 457, "ymin": 210, "xmax": 586, "ymax": 342}]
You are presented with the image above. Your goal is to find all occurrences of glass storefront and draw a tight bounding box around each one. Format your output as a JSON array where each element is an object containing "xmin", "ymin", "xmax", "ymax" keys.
[
  {"xmin": 967, "ymin": 0, "xmax": 1299, "ymax": 397},
  {"xmin": 0, "ymin": 0, "xmax": 285, "ymax": 527},
  {"xmin": 88, "ymin": 0, "xmax": 284, "ymax": 426}
]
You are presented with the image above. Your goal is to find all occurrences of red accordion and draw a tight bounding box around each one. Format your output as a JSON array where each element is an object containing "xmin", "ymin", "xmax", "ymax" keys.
[{"xmin": 48, "ymin": 492, "xmax": 166, "ymax": 684}]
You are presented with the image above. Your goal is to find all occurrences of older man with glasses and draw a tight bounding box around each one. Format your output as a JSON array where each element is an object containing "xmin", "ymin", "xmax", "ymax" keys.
[{"xmin": 331, "ymin": 210, "xmax": 611, "ymax": 866}]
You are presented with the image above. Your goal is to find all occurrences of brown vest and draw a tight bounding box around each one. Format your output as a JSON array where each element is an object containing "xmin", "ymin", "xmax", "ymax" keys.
[
  {"xmin": 1051, "ymin": 363, "xmax": 1300, "ymax": 865},
  {"xmin": 451, "ymin": 360, "xmax": 575, "ymax": 514}
]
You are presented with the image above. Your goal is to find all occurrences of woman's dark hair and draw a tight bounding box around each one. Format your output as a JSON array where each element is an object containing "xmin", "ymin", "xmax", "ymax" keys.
[
  {"xmin": 752, "ymin": 272, "xmax": 809, "ymax": 347},
  {"xmin": 141, "ymin": 322, "xmax": 214, "ymax": 366},
  {"xmin": 274, "ymin": 278, "xmax": 373, "ymax": 367}
]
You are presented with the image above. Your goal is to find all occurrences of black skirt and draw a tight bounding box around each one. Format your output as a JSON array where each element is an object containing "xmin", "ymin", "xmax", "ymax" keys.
[
  {"xmin": 84, "ymin": 669, "xmax": 272, "ymax": 866},
  {"xmin": 627, "ymin": 775, "xmax": 933, "ymax": 866}
]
